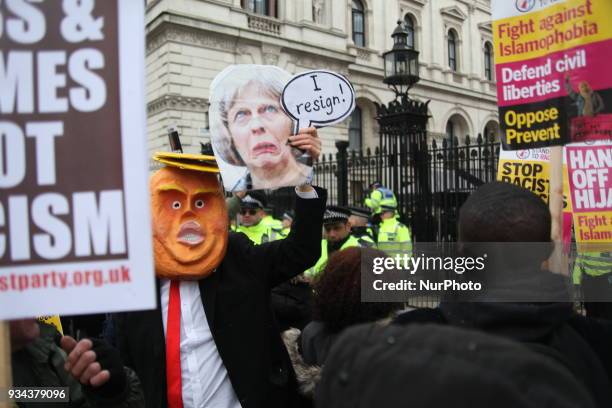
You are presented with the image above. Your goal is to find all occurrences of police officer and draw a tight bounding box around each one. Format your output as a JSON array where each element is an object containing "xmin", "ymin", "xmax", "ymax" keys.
[
  {"xmin": 236, "ymin": 191, "xmax": 278, "ymax": 244},
  {"xmin": 374, "ymin": 192, "xmax": 412, "ymax": 257},
  {"xmin": 364, "ymin": 182, "xmax": 390, "ymax": 216},
  {"xmin": 573, "ymin": 250, "xmax": 612, "ymax": 320},
  {"xmin": 305, "ymin": 206, "xmax": 362, "ymax": 278},
  {"xmin": 348, "ymin": 206, "xmax": 375, "ymax": 247}
]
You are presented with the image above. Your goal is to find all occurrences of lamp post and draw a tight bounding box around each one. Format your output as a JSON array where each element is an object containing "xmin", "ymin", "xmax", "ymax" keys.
[
  {"xmin": 375, "ymin": 20, "xmax": 432, "ymax": 241},
  {"xmin": 383, "ymin": 20, "xmax": 420, "ymax": 100}
]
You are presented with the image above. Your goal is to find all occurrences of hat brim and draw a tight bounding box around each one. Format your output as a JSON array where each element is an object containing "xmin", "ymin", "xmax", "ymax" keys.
[
  {"xmin": 323, "ymin": 217, "xmax": 349, "ymax": 226},
  {"xmin": 153, "ymin": 152, "xmax": 220, "ymax": 173},
  {"xmin": 240, "ymin": 203, "xmax": 262, "ymax": 210}
]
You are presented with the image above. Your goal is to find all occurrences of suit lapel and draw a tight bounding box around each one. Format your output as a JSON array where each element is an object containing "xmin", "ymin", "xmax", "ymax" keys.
[
  {"xmin": 144, "ymin": 307, "xmax": 167, "ymax": 408},
  {"xmin": 152, "ymin": 279, "xmax": 167, "ymax": 407},
  {"xmin": 199, "ymin": 269, "xmax": 219, "ymax": 330}
]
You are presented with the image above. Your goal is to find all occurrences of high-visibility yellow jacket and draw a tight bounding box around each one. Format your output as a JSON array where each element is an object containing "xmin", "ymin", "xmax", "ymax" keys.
[
  {"xmin": 262, "ymin": 215, "xmax": 286, "ymax": 240},
  {"xmin": 572, "ymin": 251, "xmax": 612, "ymax": 284},
  {"xmin": 236, "ymin": 221, "xmax": 275, "ymax": 245},
  {"xmin": 305, "ymin": 235, "xmax": 362, "ymax": 278},
  {"xmin": 262, "ymin": 215, "xmax": 283, "ymax": 229},
  {"xmin": 376, "ymin": 217, "xmax": 412, "ymax": 256},
  {"xmin": 356, "ymin": 234, "xmax": 375, "ymax": 247}
]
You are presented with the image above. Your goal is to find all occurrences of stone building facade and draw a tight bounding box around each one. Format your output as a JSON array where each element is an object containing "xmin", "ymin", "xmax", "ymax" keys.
[{"xmin": 145, "ymin": 0, "xmax": 500, "ymax": 156}]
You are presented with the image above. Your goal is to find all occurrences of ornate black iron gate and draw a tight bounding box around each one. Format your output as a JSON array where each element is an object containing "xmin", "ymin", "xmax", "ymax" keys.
[
  {"xmin": 375, "ymin": 95, "xmax": 432, "ymax": 241},
  {"xmin": 267, "ymin": 126, "xmax": 500, "ymax": 243}
]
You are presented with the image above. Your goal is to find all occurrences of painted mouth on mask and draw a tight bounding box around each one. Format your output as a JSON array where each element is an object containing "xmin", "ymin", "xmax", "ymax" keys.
[
  {"xmin": 252, "ymin": 142, "xmax": 279, "ymax": 156},
  {"xmin": 177, "ymin": 221, "xmax": 205, "ymax": 246}
]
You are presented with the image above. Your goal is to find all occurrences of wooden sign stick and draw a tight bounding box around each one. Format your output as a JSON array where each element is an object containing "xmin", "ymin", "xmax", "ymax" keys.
[
  {"xmin": 548, "ymin": 146, "xmax": 568, "ymax": 276},
  {"xmin": 0, "ymin": 321, "xmax": 11, "ymax": 408}
]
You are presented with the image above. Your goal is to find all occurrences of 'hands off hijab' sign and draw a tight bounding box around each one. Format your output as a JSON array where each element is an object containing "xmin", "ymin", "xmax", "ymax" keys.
[
  {"xmin": 210, "ymin": 66, "xmax": 355, "ymax": 192},
  {"xmin": 281, "ymin": 70, "xmax": 356, "ymax": 132}
]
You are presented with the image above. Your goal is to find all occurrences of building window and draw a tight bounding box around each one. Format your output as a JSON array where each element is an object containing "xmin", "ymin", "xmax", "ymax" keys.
[
  {"xmin": 352, "ymin": 0, "xmax": 365, "ymax": 47},
  {"xmin": 349, "ymin": 106, "xmax": 362, "ymax": 150},
  {"xmin": 484, "ymin": 41, "xmax": 493, "ymax": 81},
  {"xmin": 242, "ymin": 0, "xmax": 276, "ymax": 17},
  {"xmin": 404, "ymin": 14, "xmax": 415, "ymax": 49},
  {"xmin": 448, "ymin": 29, "xmax": 457, "ymax": 72}
]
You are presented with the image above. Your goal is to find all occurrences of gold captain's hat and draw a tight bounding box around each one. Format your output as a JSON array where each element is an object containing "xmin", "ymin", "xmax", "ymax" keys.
[{"xmin": 152, "ymin": 151, "xmax": 220, "ymax": 173}]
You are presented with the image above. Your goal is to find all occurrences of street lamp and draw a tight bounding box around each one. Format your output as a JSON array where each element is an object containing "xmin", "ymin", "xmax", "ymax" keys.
[
  {"xmin": 375, "ymin": 21, "xmax": 430, "ymax": 242},
  {"xmin": 383, "ymin": 20, "xmax": 420, "ymax": 98}
]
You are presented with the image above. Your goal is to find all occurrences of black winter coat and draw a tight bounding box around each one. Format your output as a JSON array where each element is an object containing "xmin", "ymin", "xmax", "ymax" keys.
[
  {"xmin": 114, "ymin": 188, "xmax": 326, "ymax": 408},
  {"xmin": 271, "ymin": 279, "xmax": 313, "ymax": 332},
  {"xmin": 394, "ymin": 269, "xmax": 612, "ymax": 408}
]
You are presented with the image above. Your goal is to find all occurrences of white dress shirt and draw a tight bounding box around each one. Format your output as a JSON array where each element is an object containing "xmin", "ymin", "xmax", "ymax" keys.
[
  {"xmin": 161, "ymin": 280, "xmax": 241, "ymax": 408},
  {"xmin": 160, "ymin": 187, "xmax": 317, "ymax": 408}
]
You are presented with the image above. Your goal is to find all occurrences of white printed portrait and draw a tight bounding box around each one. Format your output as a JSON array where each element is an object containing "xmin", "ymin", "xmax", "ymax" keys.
[{"xmin": 210, "ymin": 65, "xmax": 312, "ymax": 192}]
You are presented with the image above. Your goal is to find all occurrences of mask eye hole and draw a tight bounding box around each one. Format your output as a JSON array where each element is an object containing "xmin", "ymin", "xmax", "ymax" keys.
[
  {"xmin": 195, "ymin": 199, "xmax": 205, "ymax": 209},
  {"xmin": 172, "ymin": 201, "xmax": 181, "ymax": 210}
]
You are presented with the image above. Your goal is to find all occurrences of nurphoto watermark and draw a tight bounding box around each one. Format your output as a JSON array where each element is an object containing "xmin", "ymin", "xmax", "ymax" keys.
[{"xmin": 361, "ymin": 242, "xmax": 609, "ymax": 303}]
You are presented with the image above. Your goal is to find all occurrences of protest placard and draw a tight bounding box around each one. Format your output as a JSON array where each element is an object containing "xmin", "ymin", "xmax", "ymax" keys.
[
  {"xmin": 281, "ymin": 70, "xmax": 355, "ymax": 132},
  {"xmin": 565, "ymin": 140, "xmax": 612, "ymax": 251},
  {"xmin": 210, "ymin": 65, "xmax": 355, "ymax": 192},
  {"xmin": 497, "ymin": 147, "xmax": 551, "ymax": 201},
  {"xmin": 0, "ymin": 0, "xmax": 154, "ymax": 319},
  {"xmin": 37, "ymin": 315, "xmax": 63, "ymax": 334},
  {"xmin": 492, "ymin": 0, "xmax": 612, "ymax": 150}
]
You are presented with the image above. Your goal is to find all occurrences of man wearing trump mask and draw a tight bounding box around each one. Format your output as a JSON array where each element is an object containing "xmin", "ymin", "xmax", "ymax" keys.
[{"xmin": 113, "ymin": 147, "xmax": 325, "ymax": 408}]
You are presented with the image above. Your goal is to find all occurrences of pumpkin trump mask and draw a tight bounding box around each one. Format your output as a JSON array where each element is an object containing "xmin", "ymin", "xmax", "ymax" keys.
[{"xmin": 151, "ymin": 167, "xmax": 228, "ymax": 279}]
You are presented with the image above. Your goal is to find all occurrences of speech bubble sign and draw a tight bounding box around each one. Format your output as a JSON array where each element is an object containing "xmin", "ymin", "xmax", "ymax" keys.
[{"xmin": 281, "ymin": 70, "xmax": 356, "ymax": 132}]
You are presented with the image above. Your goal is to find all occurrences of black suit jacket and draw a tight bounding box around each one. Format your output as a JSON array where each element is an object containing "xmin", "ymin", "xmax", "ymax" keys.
[{"xmin": 114, "ymin": 188, "xmax": 326, "ymax": 408}]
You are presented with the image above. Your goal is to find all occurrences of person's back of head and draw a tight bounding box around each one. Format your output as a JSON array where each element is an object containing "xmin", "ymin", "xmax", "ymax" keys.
[
  {"xmin": 458, "ymin": 182, "xmax": 553, "ymax": 271},
  {"xmin": 459, "ymin": 181, "xmax": 550, "ymax": 243},
  {"xmin": 313, "ymin": 247, "xmax": 399, "ymax": 332},
  {"xmin": 316, "ymin": 323, "xmax": 596, "ymax": 408}
]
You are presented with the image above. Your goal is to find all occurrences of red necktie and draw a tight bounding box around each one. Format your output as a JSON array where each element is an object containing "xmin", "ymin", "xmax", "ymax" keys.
[{"xmin": 166, "ymin": 280, "xmax": 183, "ymax": 408}]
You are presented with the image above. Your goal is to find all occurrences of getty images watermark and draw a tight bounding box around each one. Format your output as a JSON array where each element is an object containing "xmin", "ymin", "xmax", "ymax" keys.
[
  {"xmin": 361, "ymin": 242, "xmax": 596, "ymax": 303},
  {"xmin": 371, "ymin": 252, "xmax": 487, "ymax": 292}
]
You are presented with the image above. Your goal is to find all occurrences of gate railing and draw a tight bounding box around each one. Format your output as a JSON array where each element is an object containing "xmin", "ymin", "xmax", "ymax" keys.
[{"xmin": 267, "ymin": 133, "xmax": 500, "ymax": 242}]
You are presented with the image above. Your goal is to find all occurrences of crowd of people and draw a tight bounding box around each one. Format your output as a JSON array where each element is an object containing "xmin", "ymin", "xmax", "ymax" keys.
[{"xmin": 9, "ymin": 178, "xmax": 612, "ymax": 407}]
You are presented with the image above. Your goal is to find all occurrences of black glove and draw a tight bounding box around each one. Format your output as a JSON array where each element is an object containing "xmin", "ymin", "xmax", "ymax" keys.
[{"xmin": 83, "ymin": 338, "xmax": 128, "ymax": 399}]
